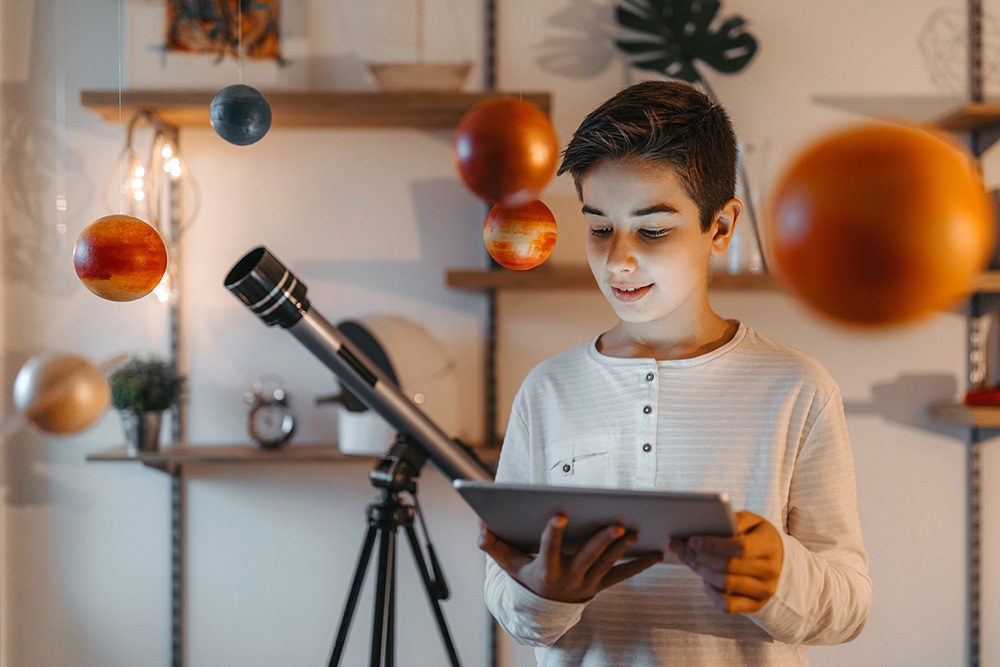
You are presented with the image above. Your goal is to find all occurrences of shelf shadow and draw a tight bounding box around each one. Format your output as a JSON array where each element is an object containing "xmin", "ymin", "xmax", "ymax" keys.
[{"xmin": 842, "ymin": 373, "xmax": 965, "ymax": 439}]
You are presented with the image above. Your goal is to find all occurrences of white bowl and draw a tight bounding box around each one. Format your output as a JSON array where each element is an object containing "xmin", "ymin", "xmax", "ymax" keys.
[{"xmin": 368, "ymin": 61, "xmax": 473, "ymax": 92}]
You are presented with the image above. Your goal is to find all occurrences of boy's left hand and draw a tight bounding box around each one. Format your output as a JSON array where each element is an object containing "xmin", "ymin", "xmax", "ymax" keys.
[{"xmin": 669, "ymin": 511, "xmax": 783, "ymax": 614}]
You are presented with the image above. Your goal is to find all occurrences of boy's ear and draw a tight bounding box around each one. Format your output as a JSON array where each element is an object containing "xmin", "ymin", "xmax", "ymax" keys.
[{"xmin": 709, "ymin": 199, "xmax": 743, "ymax": 256}]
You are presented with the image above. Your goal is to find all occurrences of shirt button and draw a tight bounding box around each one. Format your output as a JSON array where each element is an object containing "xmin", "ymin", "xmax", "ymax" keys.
[
  {"xmin": 646, "ymin": 372, "xmax": 655, "ymax": 382},
  {"xmin": 643, "ymin": 405, "xmax": 652, "ymax": 414},
  {"xmin": 562, "ymin": 464, "xmax": 571, "ymax": 473},
  {"xmin": 642, "ymin": 443, "xmax": 652, "ymax": 453}
]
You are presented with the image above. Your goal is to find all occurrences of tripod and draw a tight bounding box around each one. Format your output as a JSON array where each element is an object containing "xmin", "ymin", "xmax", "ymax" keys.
[{"xmin": 328, "ymin": 435, "xmax": 462, "ymax": 667}]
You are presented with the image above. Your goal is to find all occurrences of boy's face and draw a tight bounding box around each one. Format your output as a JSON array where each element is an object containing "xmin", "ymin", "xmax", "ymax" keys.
[{"xmin": 580, "ymin": 158, "xmax": 737, "ymax": 328}]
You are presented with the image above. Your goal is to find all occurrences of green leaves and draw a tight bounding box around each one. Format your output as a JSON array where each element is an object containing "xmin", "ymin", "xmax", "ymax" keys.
[
  {"xmin": 109, "ymin": 357, "xmax": 183, "ymax": 413},
  {"xmin": 615, "ymin": 0, "xmax": 758, "ymax": 83}
]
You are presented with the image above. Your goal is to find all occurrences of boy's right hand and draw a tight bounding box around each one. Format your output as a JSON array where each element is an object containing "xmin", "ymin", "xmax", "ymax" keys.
[{"xmin": 478, "ymin": 514, "xmax": 663, "ymax": 603}]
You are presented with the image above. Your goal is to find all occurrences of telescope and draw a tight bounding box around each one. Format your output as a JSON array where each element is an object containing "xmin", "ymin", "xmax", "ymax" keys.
[
  {"xmin": 225, "ymin": 246, "xmax": 490, "ymax": 666},
  {"xmin": 224, "ymin": 246, "xmax": 491, "ymax": 483}
]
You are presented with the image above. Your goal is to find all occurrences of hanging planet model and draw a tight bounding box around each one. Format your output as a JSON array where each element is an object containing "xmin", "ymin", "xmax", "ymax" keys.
[
  {"xmin": 73, "ymin": 214, "xmax": 168, "ymax": 302},
  {"xmin": 210, "ymin": 84, "xmax": 272, "ymax": 146},
  {"xmin": 765, "ymin": 122, "xmax": 995, "ymax": 326},
  {"xmin": 483, "ymin": 199, "xmax": 558, "ymax": 270},
  {"xmin": 12, "ymin": 353, "xmax": 110, "ymax": 434},
  {"xmin": 453, "ymin": 98, "xmax": 560, "ymax": 206}
]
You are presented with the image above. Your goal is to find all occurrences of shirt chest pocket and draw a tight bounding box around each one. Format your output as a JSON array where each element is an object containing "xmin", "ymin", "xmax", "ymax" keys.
[{"xmin": 545, "ymin": 439, "xmax": 611, "ymax": 487}]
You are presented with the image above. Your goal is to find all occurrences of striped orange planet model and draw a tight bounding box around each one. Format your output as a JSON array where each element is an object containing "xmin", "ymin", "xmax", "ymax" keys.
[
  {"xmin": 73, "ymin": 214, "xmax": 168, "ymax": 302},
  {"xmin": 483, "ymin": 200, "xmax": 558, "ymax": 271}
]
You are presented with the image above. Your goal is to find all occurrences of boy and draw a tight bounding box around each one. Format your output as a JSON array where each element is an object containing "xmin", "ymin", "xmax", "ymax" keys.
[{"xmin": 479, "ymin": 80, "xmax": 872, "ymax": 665}]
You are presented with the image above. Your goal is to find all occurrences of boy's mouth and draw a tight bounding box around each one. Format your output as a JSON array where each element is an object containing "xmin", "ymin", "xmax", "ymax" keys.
[{"xmin": 611, "ymin": 284, "xmax": 652, "ymax": 302}]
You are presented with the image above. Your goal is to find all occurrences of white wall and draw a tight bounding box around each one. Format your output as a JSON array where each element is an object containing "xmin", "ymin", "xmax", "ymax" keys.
[
  {"xmin": 495, "ymin": 1, "xmax": 997, "ymax": 666},
  {"xmin": 1, "ymin": 0, "xmax": 998, "ymax": 666},
  {"xmin": 1, "ymin": 1, "xmax": 490, "ymax": 665}
]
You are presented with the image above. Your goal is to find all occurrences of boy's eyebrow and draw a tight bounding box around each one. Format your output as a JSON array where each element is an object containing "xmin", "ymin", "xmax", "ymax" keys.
[
  {"xmin": 632, "ymin": 203, "xmax": 679, "ymax": 216},
  {"xmin": 580, "ymin": 203, "xmax": 679, "ymax": 217}
]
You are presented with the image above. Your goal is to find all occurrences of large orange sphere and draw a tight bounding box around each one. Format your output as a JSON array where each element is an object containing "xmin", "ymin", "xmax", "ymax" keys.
[
  {"xmin": 73, "ymin": 214, "xmax": 168, "ymax": 302},
  {"xmin": 483, "ymin": 200, "xmax": 558, "ymax": 270},
  {"xmin": 766, "ymin": 123, "xmax": 995, "ymax": 326},
  {"xmin": 12, "ymin": 353, "xmax": 110, "ymax": 434},
  {"xmin": 454, "ymin": 98, "xmax": 560, "ymax": 206}
]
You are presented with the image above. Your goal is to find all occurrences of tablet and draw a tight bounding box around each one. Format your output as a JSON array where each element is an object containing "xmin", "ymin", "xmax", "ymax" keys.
[{"xmin": 454, "ymin": 480, "xmax": 736, "ymax": 562}]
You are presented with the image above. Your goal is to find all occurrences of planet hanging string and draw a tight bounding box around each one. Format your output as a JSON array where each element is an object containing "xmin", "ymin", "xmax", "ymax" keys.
[
  {"xmin": 238, "ymin": 0, "xmax": 243, "ymax": 84},
  {"xmin": 54, "ymin": 0, "xmax": 70, "ymax": 293},
  {"xmin": 118, "ymin": 0, "xmax": 123, "ymax": 214},
  {"xmin": 209, "ymin": 0, "xmax": 271, "ymax": 146},
  {"xmin": 443, "ymin": 0, "xmax": 471, "ymax": 64},
  {"xmin": 71, "ymin": 1, "xmax": 168, "ymax": 303}
]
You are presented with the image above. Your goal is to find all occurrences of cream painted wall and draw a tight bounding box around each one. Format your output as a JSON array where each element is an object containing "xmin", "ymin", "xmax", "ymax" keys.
[
  {"xmin": 1, "ymin": 0, "xmax": 998, "ymax": 666},
  {"xmin": 494, "ymin": 1, "xmax": 997, "ymax": 666}
]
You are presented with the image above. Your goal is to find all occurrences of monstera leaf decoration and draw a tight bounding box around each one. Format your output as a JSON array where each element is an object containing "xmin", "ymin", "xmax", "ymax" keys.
[{"xmin": 616, "ymin": 0, "xmax": 758, "ymax": 83}]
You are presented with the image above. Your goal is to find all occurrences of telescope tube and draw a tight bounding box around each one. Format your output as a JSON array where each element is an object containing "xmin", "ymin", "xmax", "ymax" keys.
[{"xmin": 224, "ymin": 246, "xmax": 492, "ymax": 483}]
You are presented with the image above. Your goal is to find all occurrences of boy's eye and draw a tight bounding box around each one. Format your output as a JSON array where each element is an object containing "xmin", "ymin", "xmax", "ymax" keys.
[
  {"xmin": 640, "ymin": 228, "xmax": 668, "ymax": 238},
  {"xmin": 590, "ymin": 227, "xmax": 612, "ymax": 238}
]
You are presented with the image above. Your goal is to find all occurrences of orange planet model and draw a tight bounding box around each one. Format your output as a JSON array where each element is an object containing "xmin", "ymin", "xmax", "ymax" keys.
[
  {"xmin": 483, "ymin": 200, "xmax": 558, "ymax": 270},
  {"xmin": 766, "ymin": 123, "xmax": 995, "ymax": 326},
  {"xmin": 12, "ymin": 353, "xmax": 110, "ymax": 434},
  {"xmin": 73, "ymin": 214, "xmax": 168, "ymax": 302},
  {"xmin": 454, "ymin": 98, "xmax": 560, "ymax": 206}
]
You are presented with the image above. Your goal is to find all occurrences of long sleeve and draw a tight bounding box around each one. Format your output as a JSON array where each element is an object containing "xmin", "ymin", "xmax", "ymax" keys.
[
  {"xmin": 483, "ymin": 396, "xmax": 590, "ymax": 647},
  {"xmin": 480, "ymin": 327, "xmax": 871, "ymax": 665},
  {"xmin": 746, "ymin": 389, "xmax": 872, "ymax": 644}
]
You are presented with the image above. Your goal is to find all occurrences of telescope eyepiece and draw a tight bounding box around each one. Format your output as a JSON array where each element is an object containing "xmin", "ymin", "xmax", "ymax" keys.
[{"xmin": 224, "ymin": 246, "xmax": 310, "ymax": 328}]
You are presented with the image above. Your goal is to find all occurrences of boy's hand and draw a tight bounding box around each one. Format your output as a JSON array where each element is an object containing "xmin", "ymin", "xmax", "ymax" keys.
[
  {"xmin": 479, "ymin": 514, "xmax": 663, "ymax": 603},
  {"xmin": 669, "ymin": 511, "xmax": 783, "ymax": 614}
]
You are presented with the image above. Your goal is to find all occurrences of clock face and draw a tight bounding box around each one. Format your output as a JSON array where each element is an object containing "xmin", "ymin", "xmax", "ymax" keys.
[{"xmin": 249, "ymin": 401, "xmax": 294, "ymax": 448}]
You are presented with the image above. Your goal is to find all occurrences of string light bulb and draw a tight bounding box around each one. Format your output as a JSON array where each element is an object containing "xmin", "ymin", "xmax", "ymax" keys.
[{"xmin": 101, "ymin": 110, "xmax": 201, "ymax": 305}]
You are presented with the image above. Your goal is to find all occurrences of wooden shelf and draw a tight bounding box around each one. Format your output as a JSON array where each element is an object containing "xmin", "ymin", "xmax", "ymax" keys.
[
  {"xmin": 974, "ymin": 272, "xmax": 1000, "ymax": 293},
  {"xmin": 86, "ymin": 442, "xmax": 499, "ymax": 472},
  {"xmin": 930, "ymin": 403, "xmax": 1000, "ymax": 428},
  {"xmin": 447, "ymin": 267, "xmax": 1000, "ymax": 294},
  {"xmin": 935, "ymin": 102, "xmax": 1000, "ymax": 133},
  {"xmin": 446, "ymin": 266, "xmax": 777, "ymax": 291},
  {"xmin": 87, "ymin": 443, "xmax": 357, "ymax": 472},
  {"xmin": 80, "ymin": 90, "xmax": 552, "ymax": 129},
  {"xmin": 813, "ymin": 95, "xmax": 1000, "ymax": 133}
]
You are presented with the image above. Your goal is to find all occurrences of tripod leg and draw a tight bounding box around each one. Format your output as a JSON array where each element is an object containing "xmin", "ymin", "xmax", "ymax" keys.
[
  {"xmin": 387, "ymin": 529, "xmax": 396, "ymax": 666},
  {"xmin": 404, "ymin": 524, "xmax": 462, "ymax": 666},
  {"xmin": 372, "ymin": 521, "xmax": 396, "ymax": 667},
  {"xmin": 328, "ymin": 523, "xmax": 379, "ymax": 667}
]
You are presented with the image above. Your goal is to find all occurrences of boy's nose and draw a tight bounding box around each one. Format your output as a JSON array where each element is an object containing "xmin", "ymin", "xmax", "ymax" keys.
[{"xmin": 605, "ymin": 233, "xmax": 638, "ymax": 273}]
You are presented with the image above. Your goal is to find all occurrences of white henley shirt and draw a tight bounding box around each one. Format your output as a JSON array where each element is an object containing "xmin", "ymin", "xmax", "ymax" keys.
[{"xmin": 485, "ymin": 322, "xmax": 871, "ymax": 666}]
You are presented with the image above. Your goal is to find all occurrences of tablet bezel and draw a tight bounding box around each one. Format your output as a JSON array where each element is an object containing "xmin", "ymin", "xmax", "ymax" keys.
[{"xmin": 454, "ymin": 480, "xmax": 736, "ymax": 560}]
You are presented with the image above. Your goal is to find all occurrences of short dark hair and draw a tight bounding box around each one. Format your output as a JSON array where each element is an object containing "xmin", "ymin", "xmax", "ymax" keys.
[{"xmin": 558, "ymin": 80, "xmax": 738, "ymax": 231}]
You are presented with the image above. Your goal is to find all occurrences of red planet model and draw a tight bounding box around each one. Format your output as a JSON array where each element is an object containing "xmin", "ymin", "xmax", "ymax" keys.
[
  {"xmin": 73, "ymin": 214, "xmax": 168, "ymax": 302},
  {"xmin": 483, "ymin": 200, "xmax": 558, "ymax": 270},
  {"xmin": 766, "ymin": 123, "xmax": 995, "ymax": 326},
  {"xmin": 454, "ymin": 98, "xmax": 560, "ymax": 206}
]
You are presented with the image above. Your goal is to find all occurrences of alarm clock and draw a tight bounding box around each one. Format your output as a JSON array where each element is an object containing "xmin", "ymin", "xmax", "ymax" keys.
[{"xmin": 244, "ymin": 379, "xmax": 295, "ymax": 449}]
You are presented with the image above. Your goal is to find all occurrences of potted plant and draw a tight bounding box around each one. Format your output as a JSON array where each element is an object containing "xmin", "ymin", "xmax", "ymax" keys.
[{"xmin": 109, "ymin": 356, "xmax": 183, "ymax": 454}]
